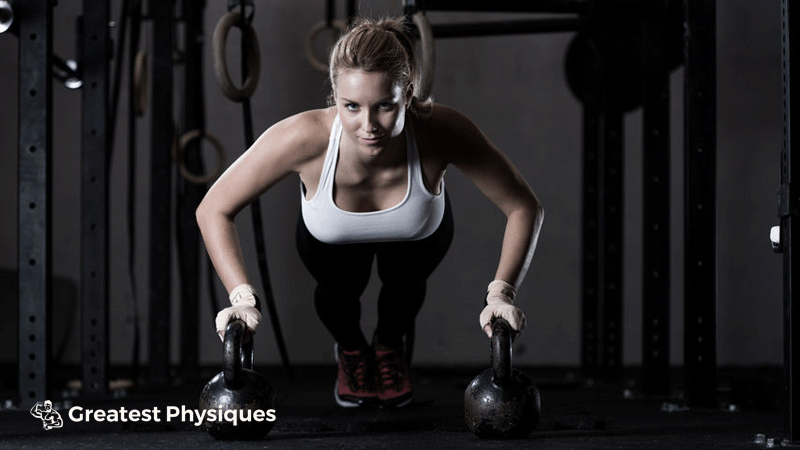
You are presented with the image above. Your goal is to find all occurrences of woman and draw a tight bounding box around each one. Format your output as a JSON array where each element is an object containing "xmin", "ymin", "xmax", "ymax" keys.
[{"xmin": 196, "ymin": 16, "xmax": 544, "ymax": 409}]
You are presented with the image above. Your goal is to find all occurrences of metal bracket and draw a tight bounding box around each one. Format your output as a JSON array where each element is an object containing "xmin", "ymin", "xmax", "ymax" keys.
[
  {"xmin": 778, "ymin": 183, "xmax": 800, "ymax": 218},
  {"xmin": 53, "ymin": 55, "xmax": 81, "ymax": 89},
  {"xmin": 772, "ymin": 226, "xmax": 782, "ymax": 253},
  {"xmin": 225, "ymin": 0, "xmax": 254, "ymax": 23},
  {"xmin": 227, "ymin": 0, "xmax": 253, "ymax": 8}
]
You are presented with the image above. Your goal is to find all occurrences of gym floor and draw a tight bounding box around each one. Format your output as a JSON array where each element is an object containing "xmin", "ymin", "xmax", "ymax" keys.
[{"xmin": 0, "ymin": 365, "xmax": 786, "ymax": 449}]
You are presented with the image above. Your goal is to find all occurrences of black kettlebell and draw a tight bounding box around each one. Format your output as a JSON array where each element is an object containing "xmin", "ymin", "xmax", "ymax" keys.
[
  {"xmin": 199, "ymin": 319, "xmax": 276, "ymax": 440},
  {"xmin": 464, "ymin": 318, "xmax": 541, "ymax": 439}
]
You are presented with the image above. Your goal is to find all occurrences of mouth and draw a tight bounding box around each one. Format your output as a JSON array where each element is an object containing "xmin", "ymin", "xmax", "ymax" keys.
[{"xmin": 359, "ymin": 135, "xmax": 384, "ymax": 145}]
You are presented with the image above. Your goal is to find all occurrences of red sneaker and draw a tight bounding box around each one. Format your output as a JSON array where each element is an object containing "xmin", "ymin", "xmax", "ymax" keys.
[
  {"xmin": 334, "ymin": 344, "xmax": 378, "ymax": 407},
  {"xmin": 374, "ymin": 346, "xmax": 413, "ymax": 408}
]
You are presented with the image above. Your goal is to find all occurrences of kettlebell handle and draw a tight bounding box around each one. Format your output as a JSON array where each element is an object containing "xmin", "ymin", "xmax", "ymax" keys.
[
  {"xmin": 491, "ymin": 317, "xmax": 513, "ymax": 387},
  {"xmin": 223, "ymin": 319, "xmax": 252, "ymax": 388}
]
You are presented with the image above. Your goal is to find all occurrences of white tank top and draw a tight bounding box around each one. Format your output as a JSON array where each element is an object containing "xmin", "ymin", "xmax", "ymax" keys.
[{"xmin": 300, "ymin": 115, "xmax": 446, "ymax": 244}]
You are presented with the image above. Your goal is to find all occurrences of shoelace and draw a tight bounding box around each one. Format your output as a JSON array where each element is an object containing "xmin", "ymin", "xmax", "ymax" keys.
[
  {"xmin": 342, "ymin": 353, "xmax": 370, "ymax": 391},
  {"xmin": 377, "ymin": 351, "xmax": 402, "ymax": 389}
]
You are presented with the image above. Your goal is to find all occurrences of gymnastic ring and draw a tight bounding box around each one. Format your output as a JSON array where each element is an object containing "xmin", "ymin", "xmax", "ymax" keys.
[
  {"xmin": 213, "ymin": 10, "xmax": 261, "ymax": 102},
  {"xmin": 133, "ymin": 51, "xmax": 147, "ymax": 116},
  {"xmin": 177, "ymin": 129, "xmax": 226, "ymax": 184},
  {"xmin": 0, "ymin": 0, "xmax": 14, "ymax": 35},
  {"xmin": 304, "ymin": 19, "xmax": 347, "ymax": 74},
  {"xmin": 412, "ymin": 12, "xmax": 435, "ymax": 100}
]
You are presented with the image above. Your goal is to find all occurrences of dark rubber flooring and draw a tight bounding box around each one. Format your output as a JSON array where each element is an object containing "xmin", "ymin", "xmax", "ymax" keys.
[{"xmin": 0, "ymin": 365, "xmax": 789, "ymax": 449}]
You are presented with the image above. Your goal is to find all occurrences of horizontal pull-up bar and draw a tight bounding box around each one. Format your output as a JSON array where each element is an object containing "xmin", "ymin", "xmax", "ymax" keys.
[
  {"xmin": 411, "ymin": 0, "xmax": 589, "ymax": 15},
  {"xmin": 431, "ymin": 17, "xmax": 582, "ymax": 38}
]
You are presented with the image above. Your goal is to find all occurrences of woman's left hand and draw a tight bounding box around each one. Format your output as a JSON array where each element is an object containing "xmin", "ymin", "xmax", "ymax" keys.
[{"xmin": 479, "ymin": 280, "xmax": 526, "ymax": 338}]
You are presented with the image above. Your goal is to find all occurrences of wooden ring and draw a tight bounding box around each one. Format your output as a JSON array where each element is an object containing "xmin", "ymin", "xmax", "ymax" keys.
[
  {"xmin": 304, "ymin": 19, "xmax": 347, "ymax": 74},
  {"xmin": 213, "ymin": 11, "xmax": 261, "ymax": 102},
  {"xmin": 177, "ymin": 129, "xmax": 226, "ymax": 184},
  {"xmin": 412, "ymin": 12, "xmax": 435, "ymax": 100}
]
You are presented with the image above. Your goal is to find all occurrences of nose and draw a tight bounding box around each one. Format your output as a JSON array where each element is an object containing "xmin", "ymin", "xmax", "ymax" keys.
[{"xmin": 362, "ymin": 109, "xmax": 378, "ymax": 132}]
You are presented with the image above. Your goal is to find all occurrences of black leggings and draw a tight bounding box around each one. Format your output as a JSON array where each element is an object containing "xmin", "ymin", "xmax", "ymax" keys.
[{"xmin": 296, "ymin": 194, "xmax": 454, "ymax": 351}]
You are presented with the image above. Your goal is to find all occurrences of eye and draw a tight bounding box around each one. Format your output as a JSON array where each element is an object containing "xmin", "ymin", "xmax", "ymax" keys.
[
  {"xmin": 344, "ymin": 102, "xmax": 359, "ymax": 111},
  {"xmin": 377, "ymin": 102, "xmax": 395, "ymax": 110}
]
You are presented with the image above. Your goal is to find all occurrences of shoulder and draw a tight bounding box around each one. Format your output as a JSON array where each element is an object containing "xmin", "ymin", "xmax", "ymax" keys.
[
  {"xmin": 255, "ymin": 107, "xmax": 336, "ymax": 168},
  {"xmin": 414, "ymin": 103, "xmax": 486, "ymax": 142},
  {"xmin": 415, "ymin": 103, "xmax": 471, "ymax": 128},
  {"xmin": 280, "ymin": 106, "xmax": 336, "ymax": 133},
  {"xmin": 411, "ymin": 103, "xmax": 489, "ymax": 162},
  {"xmin": 269, "ymin": 107, "xmax": 335, "ymax": 154}
]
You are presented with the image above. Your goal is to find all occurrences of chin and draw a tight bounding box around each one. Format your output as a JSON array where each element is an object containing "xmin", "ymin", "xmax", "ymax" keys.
[{"xmin": 362, "ymin": 144, "xmax": 385, "ymax": 156}]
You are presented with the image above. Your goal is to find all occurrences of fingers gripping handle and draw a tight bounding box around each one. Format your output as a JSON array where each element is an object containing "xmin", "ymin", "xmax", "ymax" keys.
[
  {"xmin": 480, "ymin": 280, "xmax": 526, "ymax": 336},
  {"xmin": 216, "ymin": 284, "xmax": 263, "ymax": 341},
  {"xmin": 223, "ymin": 319, "xmax": 247, "ymax": 389},
  {"xmin": 491, "ymin": 318, "xmax": 513, "ymax": 387}
]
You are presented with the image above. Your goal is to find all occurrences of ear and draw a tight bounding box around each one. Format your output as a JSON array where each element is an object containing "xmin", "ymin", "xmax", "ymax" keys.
[{"xmin": 405, "ymin": 83, "xmax": 414, "ymax": 104}]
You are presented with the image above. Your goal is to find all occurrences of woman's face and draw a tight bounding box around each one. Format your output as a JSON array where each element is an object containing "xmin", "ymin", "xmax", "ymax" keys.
[{"xmin": 335, "ymin": 69, "xmax": 411, "ymax": 155}]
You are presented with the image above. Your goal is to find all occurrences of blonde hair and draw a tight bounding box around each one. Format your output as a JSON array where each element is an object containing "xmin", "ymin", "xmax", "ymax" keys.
[{"xmin": 328, "ymin": 16, "xmax": 432, "ymax": 117}]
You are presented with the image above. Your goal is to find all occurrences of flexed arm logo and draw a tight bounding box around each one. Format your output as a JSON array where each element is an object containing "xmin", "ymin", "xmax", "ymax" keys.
[{"xmin": 30, "ymin": 400, "xmax": 64, "ymax": 430}]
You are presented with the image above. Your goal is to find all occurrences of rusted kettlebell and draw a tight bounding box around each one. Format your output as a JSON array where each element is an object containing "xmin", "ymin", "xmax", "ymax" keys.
[
  {"xmin": 199, "ymin": 319, "xmax": 276, "ymax": 440},
  {"xmin": 464, "ymin": 318, "xmax": 541, "ymax": 439}
]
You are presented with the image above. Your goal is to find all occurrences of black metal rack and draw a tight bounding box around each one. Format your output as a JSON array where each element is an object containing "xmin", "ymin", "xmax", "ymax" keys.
[
  {"xmin": 403, "ymin": 0, "xmax": 719, "ymax": 404},
  {"xmin": 17, "ymin": 0, "xmax": 54, "ymax": 409},
  {"xmin": 781, "ymin": 0, "xmax": 800, "ymax": 442},
  {"xmin": 80, "ymin": 0, "xmax": 111, "ymax": 397},
  {"xmin": 683, "ymin": 0, "xmax": 718, "ymax": 409},
  {"xmin": 640, "ymin": 0, "xmax": 672, "ymax": 397}
]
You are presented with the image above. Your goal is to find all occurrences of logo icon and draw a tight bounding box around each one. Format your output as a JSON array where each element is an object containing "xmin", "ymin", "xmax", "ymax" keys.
[{"xmin": 30, "ymin": 400, "xmax": 63, "ymax": 430}]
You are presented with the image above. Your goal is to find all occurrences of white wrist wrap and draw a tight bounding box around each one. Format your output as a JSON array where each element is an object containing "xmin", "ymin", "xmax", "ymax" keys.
[
  {"xmin": 229, "ymin": 283, "xmax": 258, "ymax": 307},
  {"xmin": 486, "ymin": 280, "xmax": 516, "ymax": 305},
  {"xmin": 215, "ymin": 283, "xmax": 261, "ymax": 341},
  {"xmin": 480, "ymin": 279, "xmax": 526, "ymax": 334}
]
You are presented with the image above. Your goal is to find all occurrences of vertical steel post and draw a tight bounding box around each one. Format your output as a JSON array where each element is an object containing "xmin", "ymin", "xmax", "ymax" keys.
[
  {"xmin": 591, "ymin": 0, "xmax": 624, "ymax": 384},
  {"xmin": 148, "ymin": 0, "xmax": 175, "ymax": 385},
  {"xmin": 581, "ymin": 78, "xmax": 624, "ymax": 383},
  {"xmin": 781, "ymin": 0, "xmax": 800, "ymax": 441},
  {"xmin": 17, "ymin": 0, "xmax": 53, "ymax": 408},
  {"xmin": 599, "ymin": 104, "xmax": 624, "ymax": 383},
  {"xmin": 80, "ymin": 0, "xmax": 110, "ymax": 397},
  {"xmin": 581, "ymin": 102, "xmax": 601, "ymax": 379},
  {"xmin": 683, "ymin": 0, "xmax": 718, "ymax": 408},
  {"xmin": 642, "ymin": 0, "xmax": 672, "ymax": 397},
  {"xmin": 580, "ymin": 30, "xmax": 602, "ymax": 378}
]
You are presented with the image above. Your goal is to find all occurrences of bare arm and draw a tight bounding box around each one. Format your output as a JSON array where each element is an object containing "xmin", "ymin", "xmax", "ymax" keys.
[
  {"xmin": 196, "ymin": 111, "xmax": 327, "ymax": 292},
  {"xmin": 435, "ymin": 105, "xmax": 544, "ymax": 290}
]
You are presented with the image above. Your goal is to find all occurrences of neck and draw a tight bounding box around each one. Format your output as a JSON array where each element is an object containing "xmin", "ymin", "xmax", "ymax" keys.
[{"xmin": 342, "ymin": 132, "xmax": 406, "ymax": 169}]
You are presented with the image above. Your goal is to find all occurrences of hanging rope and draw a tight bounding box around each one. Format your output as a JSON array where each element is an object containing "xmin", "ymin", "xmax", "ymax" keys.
[
  {"xmin": 213, "ymin": 1, "xmax": 294, "ymax": 381},
  {"xmin": 133, "ymin": 51, "xmax": 147, "ymax": 116},
  {"xmin": 126, "ymin": 0, "xmax": 144, "ymax": 387}
]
